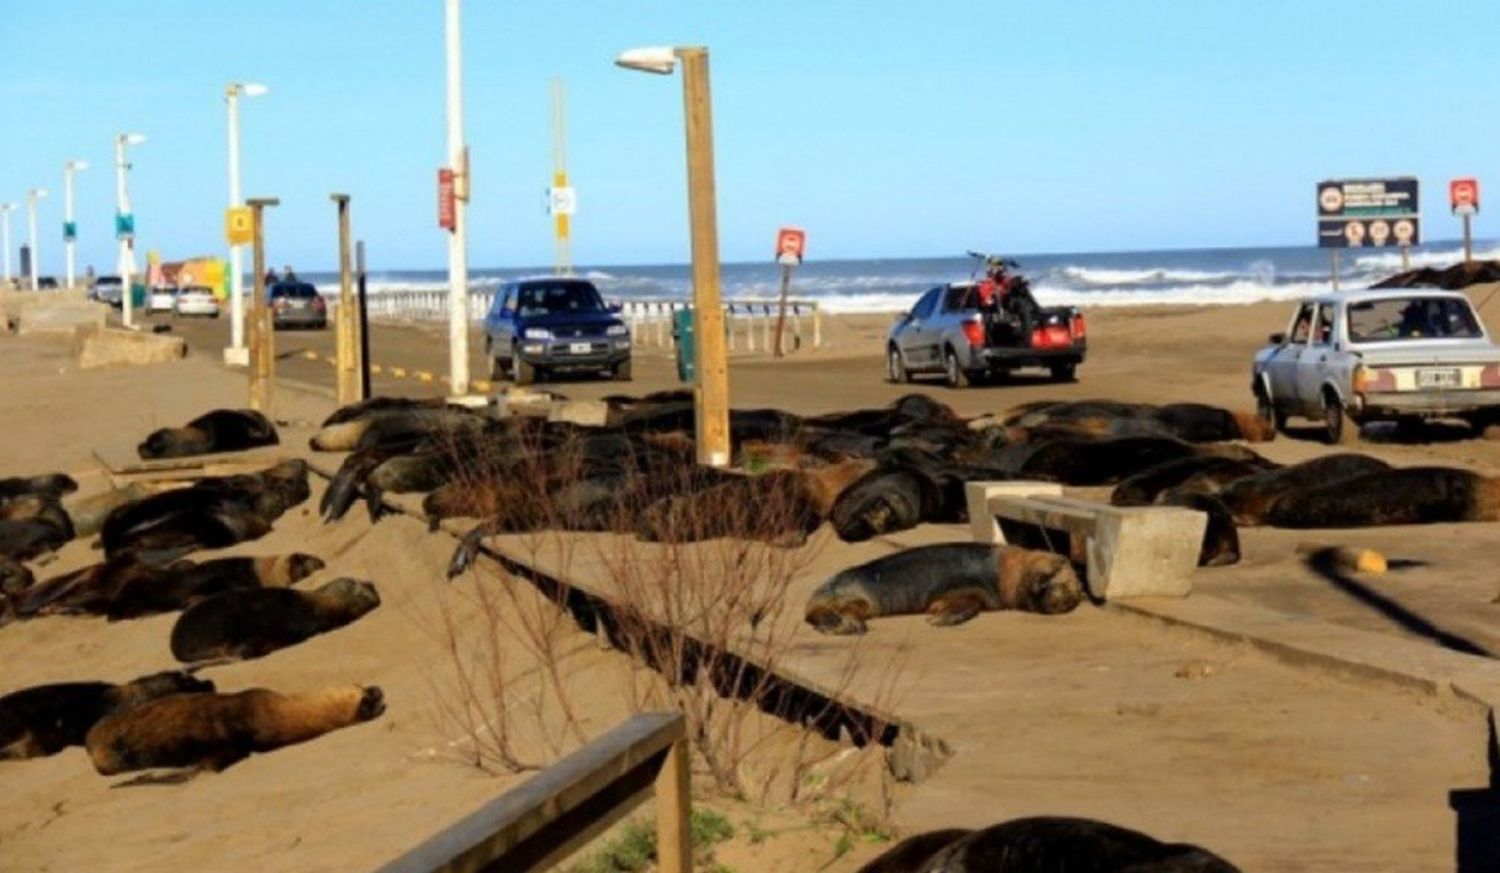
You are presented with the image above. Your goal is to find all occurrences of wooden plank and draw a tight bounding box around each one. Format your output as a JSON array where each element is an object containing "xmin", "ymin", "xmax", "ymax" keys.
[
  {"xmin": 654, "ymin": 739, "xmax": 691, "ymax": 873},
  {"xmin": 91, "ymin": 444, "xmax": 287, "ymax": 479},
  {"xmin": 374, "ymin": 712, "xmax": 685, "ymax": 873}
]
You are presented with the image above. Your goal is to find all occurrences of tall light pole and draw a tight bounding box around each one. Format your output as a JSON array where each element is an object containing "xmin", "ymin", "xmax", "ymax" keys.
[
  {"xmin": 26, "ymin": 188, "xmax": 47, "ymax": 291},
  {"xmin": 115, "ymin": 133, "xmax": 145, "ymax": 327},
  {"xmin": 225, "ymin": 82, "xmax": 268, "ymax": 366},
  {"xmin": 63, "ymin": 159, "xmax": 88, "ymax": 289},
  {"xmin": 444, "ymin": 0, "xmax": 471, "ymax": 396},
  {"xmin": 0, "ymin": 203, "xmax": 13, "ymax": 286},
  {"xmin": 616, "ymin": 46, "xmax": 731, "ymax": 467}
]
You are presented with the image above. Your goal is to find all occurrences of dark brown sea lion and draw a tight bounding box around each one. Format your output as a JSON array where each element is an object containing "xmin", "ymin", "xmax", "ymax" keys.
[
  {"xmin": 1111, "ymin": 456, "xmax": 1273, "ymax": 507},
  {"xmin": 991, "ymin": 435, "xmax": 1200, "ymax": 486},
  {"xmin": 137, "ymin": 409, "xmax": 279, "ymax": 460},
  {"xmin": 1157, "ymin": 488, "xmax": 1241, "ymax": 567},
  {"xmin": 0, "ymin": 473, "xmax": 77, "ymax": 503},
  {"xmin": 1218, "ymin": 454, "xmax": 1391, "ymax": 525},
  {"xmin": 309, "ymin": 399, "xmax": 484, "ymax": 452},
  {"xmin": 1264, "ymin": 466, "xmax": 1500, "ymax": 529},
  {"xmin": 0, "ymin": 671, "xmax": 214, "ymax": 760},
  {"xmin": 0, "ymin": 557, "xmax": 32, "ymax": 596},
  {"xmin": 805, "ymin": 543, "xmax": 1084, "ymax": 635},
  {"xmin": 855, "ymin": 829, "xmax": 973, "ymax": 873},
  {"xmin": 998, "ymin": 400, "xmax": 1273, "ymax": 444},
  {"xmin": 170, "ymin": 578, "xmax": 380, "ymax": 663},
  {"xmin": 85, "ymin": 685, "xmax": 385, "ymax": 776},
  {"xmin": 0, "ymin": 500, "xmax": 74, "ymax": 562},
  {"xmin": 862, "ymin": 817, "xmax": 1239, "ymax": 872},
  {"xmin": 100, "ymin": 460, "xmax": 310, "ymax": 558}
]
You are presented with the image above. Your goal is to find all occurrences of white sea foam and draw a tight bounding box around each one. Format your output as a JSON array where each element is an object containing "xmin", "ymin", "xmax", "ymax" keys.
[
  {"xmin": 1351, "ymin": 246, "xmax": 1500, "ymax": 272},
  {"xmin": 1057, "ymin": 266, "xmax": 1234, "ymax": 285}
]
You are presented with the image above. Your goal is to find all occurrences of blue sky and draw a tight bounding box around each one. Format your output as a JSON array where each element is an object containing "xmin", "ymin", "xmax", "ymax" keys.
[{"xmin": 3, "ymin": 1, "xmax": 1498, "ymax": 274}]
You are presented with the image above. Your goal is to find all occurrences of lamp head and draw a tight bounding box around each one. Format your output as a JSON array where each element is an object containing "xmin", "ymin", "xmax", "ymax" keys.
[
  {"xmin": 118, "ymin": 133, "xmax": 147, "ymax": 146},
  {"xmin": 66, "ymin": 159, "xmax": 89, "ymax": 171},
  {"xmin": 29, "ymin": 189, "xmax": 48, "ymax": 200},
  {"xmin": 615, "ymin": 46, "xmax": 678, "ymax": 75}
]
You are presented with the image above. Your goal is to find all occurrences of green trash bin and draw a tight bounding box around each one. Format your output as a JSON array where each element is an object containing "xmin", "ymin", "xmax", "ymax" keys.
[
  {"xmin": 129, "ymin": 282, "xmax": 147, "ymax": 310},
  {"xmin": 672, "ymin": 308, "xmax": 696, "ymax": 383}
]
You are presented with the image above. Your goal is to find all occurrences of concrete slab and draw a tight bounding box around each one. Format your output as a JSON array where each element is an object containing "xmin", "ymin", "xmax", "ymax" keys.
[
  {"xmin": 74, "ymin": 327, "xmax": 187, "ymax": 369},
  {"xmin": 963, "ymin": 480, "xmax": 1061, "ymax": 544}
]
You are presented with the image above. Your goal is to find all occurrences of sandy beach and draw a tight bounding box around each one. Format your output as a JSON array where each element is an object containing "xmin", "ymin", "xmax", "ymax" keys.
[{"xmin": 3, "ymin": 292, "xmax": 1500, "ymax": 871}]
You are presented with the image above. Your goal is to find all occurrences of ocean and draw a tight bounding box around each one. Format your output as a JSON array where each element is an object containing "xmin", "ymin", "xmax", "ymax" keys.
[{"xmin": 300, "ymin": 240, "xmax": 1497, "ymax": 315}]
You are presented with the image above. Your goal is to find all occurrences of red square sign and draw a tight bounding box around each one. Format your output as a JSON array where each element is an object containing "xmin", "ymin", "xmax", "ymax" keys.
[
  {"xmin": 438, "ymin": 168, "xmax": 456, "ymax": 231},
  {"xmin": 775, "ymin": 227, "xmax": 806, "ymax": 264},
  {"xmin": 1450, "ymin": 178, "xmax": 1479, "ymax": 214}
]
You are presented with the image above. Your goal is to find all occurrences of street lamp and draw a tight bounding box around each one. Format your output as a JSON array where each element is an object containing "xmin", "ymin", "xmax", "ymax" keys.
[
  {"xmin": 615, "ymin": 45, "xmax": 731, "ymax": 467},
  {"xmin": 63, "ymin": 160, "xmax": 88, "ymax": 289},
  {"xmin": 115, "ymin": 132, "xmax": 145, "ymax": 327},
  {"xmin": 226, "ymin": 81, "xmax": 268, "ymax": 365},
  {"xmin": 0, "ymin": 203, "xmax": 13, "ymax": 286},
  {"xmin": 26, "ymin": 188, "xmax": 48, "ymax": 291}
]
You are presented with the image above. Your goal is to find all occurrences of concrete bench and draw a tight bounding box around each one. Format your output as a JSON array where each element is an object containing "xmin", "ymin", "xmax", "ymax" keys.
[{"xmin": 964, "ymin": 481, "xmax": 1206, "ymax": 600}]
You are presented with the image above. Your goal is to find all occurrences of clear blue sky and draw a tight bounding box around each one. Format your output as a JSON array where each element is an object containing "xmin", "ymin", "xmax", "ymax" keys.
[{"xmin": 3, "ymin": 0, "xmax": 1497, "ymax": 274}]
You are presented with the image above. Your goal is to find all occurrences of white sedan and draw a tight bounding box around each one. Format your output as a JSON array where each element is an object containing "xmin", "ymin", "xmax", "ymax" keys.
[
  {"xmin": 173, "ymin": 286, "xmax": 221, "ymax": 318},
  {"xmin": 147, "ymin": 286, "xmax": 179, "ymax": 314}
]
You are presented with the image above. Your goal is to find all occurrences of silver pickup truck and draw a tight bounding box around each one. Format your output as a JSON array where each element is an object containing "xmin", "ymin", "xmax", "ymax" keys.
[{"xmin": 1252, "ymin": 289, "xmax": 1500, "ymax": 443}]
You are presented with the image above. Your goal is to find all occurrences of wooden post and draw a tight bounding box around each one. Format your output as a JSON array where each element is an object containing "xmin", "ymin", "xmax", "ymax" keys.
[
  {"xmin": 247, "ymin": 197, "xmax": 279, "ymax": 413},
  {"xmin": 1330, "ymin": 250, "xmax": 1340, "ymax": 292},
  {"xmin": 678, "ymin": 47, "xmax": 731, "ymax": 468},
  {"xmin": 1400, "ymin": 245, "xmax": 1410, "ymax": 271},
  {"xmin": 1464, "ymin": 214, "xmax": 1473, "ymax": 264},
  {"xmin": 655, "ymin": 738, "xmax": 691, "ymax": 873},
  {"xmin": 332, "ymin": 194, "xmax": 357, "ymax": 404},
  {"xmin": 356, "ymin": 240, "xmax": 371, "ymax": 400},
  {"xmin": 773, "ymin": 262, "xmax": 793, "ymax": 357}
]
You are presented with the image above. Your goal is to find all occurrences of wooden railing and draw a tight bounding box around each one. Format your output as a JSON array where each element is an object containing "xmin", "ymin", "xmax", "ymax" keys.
[{"xmin": 373, "ymin": 712, "xmax": 690, "ymax": 873}]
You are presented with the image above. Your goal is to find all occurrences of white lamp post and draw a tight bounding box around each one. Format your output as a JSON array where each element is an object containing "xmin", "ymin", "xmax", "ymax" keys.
[
  {"xmin": 225, "ymin": 82, "xmax": 267, "ymax": 366},
  {"xmin": 444, "ymin": 0, "xmax": 471, "ymax": 396},
  {"xmin": 115, "ymin": 133, "xmax": 145, "ymax": 327},
  {"xmin": 26, "ymin": 188, "xmax": 47, "ymax": 291},
  {"xmin": 63, "ymin": 160, "xmax": 88, "ymax": 289},
  {"xmin": 615, "ymin": 45, "xmax": 732, "ymax": 467},
  {"xmin": 0, "ymin": 203, "xmax": 13, "ymax": 286}
]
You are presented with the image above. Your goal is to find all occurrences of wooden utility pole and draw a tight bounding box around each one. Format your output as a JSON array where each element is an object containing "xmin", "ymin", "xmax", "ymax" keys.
[
  {"xmin": 551, "ymin": 78, "xmax": 574, "ymax": 276},
  {"xmin": 1463, "ymin": 214, "xmax": 1473, "ymax": 264},
  {"xmin": 247, "ymin": 197, "xmax": 279, "ymax": 413},
  {"xmin": 773, "ymin": 262, "xmax": 793, "ymax": 357},
  {"xmin": 678, "ymin": 47, "xmax": 731, "ymax": 468},
  {"xmin": 331, "ymin": 194, "xmax": 361, "ymax": 404}
]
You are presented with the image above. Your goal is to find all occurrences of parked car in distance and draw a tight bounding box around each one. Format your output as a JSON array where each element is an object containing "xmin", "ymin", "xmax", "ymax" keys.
[
  {"xmin": 90, "ymin": 275, "xmax": 124, "ymax": 307},
  {"xmin": 173, "ymin": 285, "xmax": 221, "ymax": 318},
  {"xmin": 36, "ymin": 276, "xmax": 59, "ymax": 290},
  {"xmin": 267, "ymin": 282, "xmax": 327, "ymax": 330},
  {"xmin": 1252, "ymin": 289, "xmax": 1500, "ymax": 443},
  {"xmin": 483, "ymin": 277, "xmax": 631, "ymax": 385},
  {"xmin": 886, "ymin": 281, "xmax": 1086, "ymax": 387},
  {"xmin": 147, "ymin": 286, "xmax": 178, "ymax": 314}
]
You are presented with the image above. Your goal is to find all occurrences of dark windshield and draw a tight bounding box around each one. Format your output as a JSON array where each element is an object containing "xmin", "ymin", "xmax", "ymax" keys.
[
  {"xmin": 1347, "ymin": 296, "xmax": 1484, "ymax": 342},
  {"xmin": 516, "ymin": 282, "xmax": 605, "ymax": 316},
  {"xmin": 270, "ymin": 283, "xmax": 318, "ymax": 299}
]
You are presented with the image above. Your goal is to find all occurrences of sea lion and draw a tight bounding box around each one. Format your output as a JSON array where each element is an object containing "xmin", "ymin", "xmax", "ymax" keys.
[
  {"xmin": 137, "ymin": 409, "xmax": 279, "ymax": 460},
  {"xmin": 998, "ymin": 400, "xmax": 1273, "ymax": 444},
  {"xmin": 990, "ymin": 435, "xmax": 1199, "ymax": 486},
  {"xmin": 805, "ymin": 543, "xmax": 1084, "ymax": 635},
  {"xmin": 1111, "ymin": 456, "xmax": 1273, "ymax": 507},
  {"xmin": 0, "ymin": 473, "xmax": 77, "ymax": 503},
  {"xmin": 1264, "ymin": 466, "xmax": 1500, "ymax": 529},
  {"xmin": 0, "ymin": 500, "xmax": 74, "ymax": 562},
  {"xmin": 1218, "ymin": 454, "xmax": 1390, "ymax": 526},
  {"xmin": 170, "ymin": 578, "xmax": 380, "ymax": 663},
  {"xmin": 0, "ymin": 557, "xmax": 32, "ymax": 596},
  {"xmin": 855, "ymin": 829, "xmax": 973, "ymax": 873},
  {"xmin": 309, "ymin": 400, "xmax": 484, "ymax": 452},
  {"xmin": 85, "ymin": 685, "xmax": 385, "ymax": 776},
  {"xmin": 866, "ymin": 817, "xmax": 1239, "ymax": 873},
  {"xmin": 0, "ymin": 671, "xmax": 214, "ymax": 760},
  {"xmin": 100, "ymin": 460, "xmax": 310, "ymax": 558}
]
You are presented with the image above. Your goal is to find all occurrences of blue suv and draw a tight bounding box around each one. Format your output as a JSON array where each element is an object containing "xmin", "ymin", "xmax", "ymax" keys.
[{"xmin": 483, "ymin": 277, "xmax": 632, "ymax": 384}]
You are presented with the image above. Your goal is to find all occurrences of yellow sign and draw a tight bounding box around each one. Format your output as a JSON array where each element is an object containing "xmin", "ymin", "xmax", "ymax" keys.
[{"xmin": 225, "ymin": 207, "xmax": 254, "ymax": 245}]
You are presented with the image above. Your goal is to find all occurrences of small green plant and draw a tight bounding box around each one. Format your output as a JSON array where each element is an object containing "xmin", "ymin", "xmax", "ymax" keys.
[
  {"xmin": 741, "ymin": 817, "xmax": 770, "ymax": 846},
  {"xmin": 566, "ymin": 807, "xmax": 736, "ymax": 873},
  {"xmin": 691, "ymin": 807, "xmax": 735, "ymax": 847}
]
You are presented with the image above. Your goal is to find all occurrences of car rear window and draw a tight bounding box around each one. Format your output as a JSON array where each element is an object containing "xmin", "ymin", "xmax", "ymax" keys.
[
  {"xmin": 271, "ymin": 283, "xmax": 318, "ymax": 299},
  {"xmin": 1347, "ymin": 297, "xmax": 1483, "ymax": 342}
]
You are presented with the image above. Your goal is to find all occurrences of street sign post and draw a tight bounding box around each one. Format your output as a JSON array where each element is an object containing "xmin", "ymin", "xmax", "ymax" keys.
[
  {"xmin": 225, "ymin": 206, "xmax": 254, "ymax": 246},
  {"xmin": 1317, "ymin": 177, "xmax": 1421, "ymax": 286},
  {"xmin": 1450, "ymin": 177, "xmax": 1480, "ymax": 264},
  {"xmin": 62, "ymin": 221, "xmax": 76, "ymax": 242},
  {"xmin": 773, "ymin": 226, "xmax": 805, "ymax": 357},
  {"xmin": 114, "ymin": 212, "xmax": 135, "ymax": 241}
]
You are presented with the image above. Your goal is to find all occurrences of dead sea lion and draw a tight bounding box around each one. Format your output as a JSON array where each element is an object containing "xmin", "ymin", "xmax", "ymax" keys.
[
  {"xmin": 85, "ymin": 685, "xmax": 385, "ymax": 776},
  {"xmin": 0, "ymin": 473, "xmax": 77, "ymax": 503},
  {"xmin": 1219, "ymin": 454, "xmax": 1390, "ymax": 526},
  {"xmin": 872, "ymin": 816, "xmax": 1239, "ymax": 872},
  {"xmin": 855, "ymin": 829, "xmax": 973, "ymax": 873},
  {"xmin": 805, "ymin": 543, "xmax": 1084, "ymax": 635},
  {"xmin": 100, "ymin": 460, "xmax": 310, "ymax": 558},
  {"xmin": 1111, "ymin": 456, "xmax": 1273, "ymax": 507},
  {"xmin": 0, "ymin": 671, "xmax": 214, "ymax": 760},
  {"xmin": 170, "ymin": 578, "xmax": 380, "ymax": 663},
  {"xmin": 1264, "ymin": 466, "xmax": 1500, "ymax": 529},
  {"xmin": 137, "ymin": 409, "xmax": 279, "ymax": 460}
]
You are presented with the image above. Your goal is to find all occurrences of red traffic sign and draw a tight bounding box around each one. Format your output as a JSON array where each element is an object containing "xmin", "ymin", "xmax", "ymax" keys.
[
  {"xmin": 775, "ymin": 227, "xmax": 806, "ymax": 265},
  {"xmin": 437, "ymin": 168, "xmax": 456, "ymax": 231},
  {"xmin": 1450, "ymin": 178, "xmax": 1480, "ymax": 215}
]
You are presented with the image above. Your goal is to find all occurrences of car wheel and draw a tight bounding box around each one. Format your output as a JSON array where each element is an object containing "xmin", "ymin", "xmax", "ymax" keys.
[
  {"xmin": 1256, "ymin": 385, "xmax": 1286, "ymax": 432},
  {"xmin": 513, "ymin": 348, "xmax": 536, "ymax": 386},
  {"xmin": 886, "ymin": 345, "xmax": 909, "ymax": 384},
  {"xmin": 1323, "ymin": 392, "xmax": 1358, "ymax": 445},
  {"xmin": 488, "ymin": 353, "xmax": 508, "ymax": 380},
  {"xmin": 943, "ymin": 347, "xmax": 970, "ymax": 389},
  {"xmin": 1049, "ymin": 362, "xmax": 1077, "ymax": 382},
  {"xmin": 613, "ymin": 358, "xmax": 633, "ymax": 381}
]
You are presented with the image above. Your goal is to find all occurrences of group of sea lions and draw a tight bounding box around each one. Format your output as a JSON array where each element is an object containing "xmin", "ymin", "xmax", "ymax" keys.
[{"xmin": 1, "ymin": 412, "xmax": 386, "ymax": 781}]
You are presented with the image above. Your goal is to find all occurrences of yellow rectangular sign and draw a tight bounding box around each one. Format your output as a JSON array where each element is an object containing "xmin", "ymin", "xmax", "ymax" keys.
[{"xmin": 225, "ymin": 206, "xmax": 254, "ymax": 245}]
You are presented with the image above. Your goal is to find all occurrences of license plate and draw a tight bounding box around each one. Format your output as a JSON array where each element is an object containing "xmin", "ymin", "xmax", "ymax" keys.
[
  {"xmin": 569, "ymin": 342, "xmax": 591, "ymax": 354},
  {"xmin": 1415, "ymin": 368, "xmax": 1461, "ymax": 388}
]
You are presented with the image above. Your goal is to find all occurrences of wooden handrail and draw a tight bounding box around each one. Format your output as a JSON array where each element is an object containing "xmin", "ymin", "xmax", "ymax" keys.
[{"xmin": 374, "ymin": 711, "xmax": 690, "ymax": 873}]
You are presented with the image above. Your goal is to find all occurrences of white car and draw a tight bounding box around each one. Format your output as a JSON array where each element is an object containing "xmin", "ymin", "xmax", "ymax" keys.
[
  {"xmin": 147, "ymin": 286, "xmax": 178, "ymax": 314},
  {"xmin": 173, "ymin": 286, "xmax": 221, "ymax": 318}
]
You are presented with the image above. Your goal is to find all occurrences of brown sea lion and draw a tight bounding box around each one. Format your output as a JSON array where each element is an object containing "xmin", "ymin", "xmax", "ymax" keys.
[
  {"xmin": 863, "ymin": 817, "xmax": 1239, "ymax": 872},
  {"xmin": 0, "ymin": 671, "xmax": 214, "ymax": 760},
  {"xmin": 1111, "ymin": 456, "xmax": 1273, "ymax": 507},
  {"xmin": 0, "ymin": 499, "xmax": 74, "ymax": 562},
  {"xmin": 997, "ymin": 400, "xmax": 1273, "ymax": 444},
  {"xmin": 100, "ymin": 460, "xmax": 310, "ymax": 557},
  {"xmin": 0, "ymin": 556, "xmax": 32, "ymax": 596},
  {"xmin": 805, "ymin": 543, "xmax": 1084, "ymax": 635},
  {"xmin": 137, "ymin": 409, "xmax": 279, "ymax": 460},
  {"xmin": 990, "ymin": 435, "xmax": 1200, "ymax": 486},
  {"xmin": 85, "ymin": 685, "xmax": 385, "ymax": 776},
  {"xmin": 0, "ymin": 473, "xmax": 77, "ymax": 503},
  {"xmin": 309, "ymin": 399, "xmax": 483, "ymax": 452},
  {"xmin": 170, "ymin": 578, "xmax": 380, "ymax": 663},
  {"xmin": 1218, "ymin": 454, "xmax": 1390, "ymax": 526},
  {"xmin": 855, "ymin": 829, "xmax": 973, "ymax": 873},
  {"xmin": 1264, "ymin": 466, "xmax": 1500, "ymax": 529}
]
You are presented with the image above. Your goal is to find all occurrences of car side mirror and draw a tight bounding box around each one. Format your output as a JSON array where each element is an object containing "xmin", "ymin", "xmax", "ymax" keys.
[
  {"xmin": 1269, "ymin": 332, "xmax": 1286, "ymax": 345},
  {"xmin": 607, "ymin": 302, "xmax": 623, "ymax": 314}
]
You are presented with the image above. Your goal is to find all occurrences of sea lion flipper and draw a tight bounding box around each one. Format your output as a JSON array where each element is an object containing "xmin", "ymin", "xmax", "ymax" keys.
[
  {"xmin": 927, "ymin": 592, "xmax": 986, "ymax": 627},
  {"xmin": 364, "ymin": 487, "xmax": 385, "ymax": 523}
]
